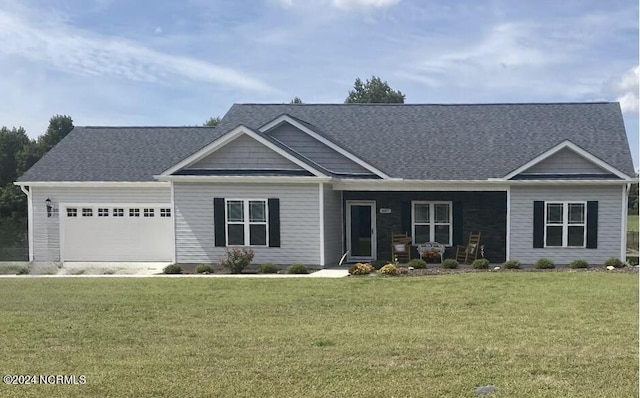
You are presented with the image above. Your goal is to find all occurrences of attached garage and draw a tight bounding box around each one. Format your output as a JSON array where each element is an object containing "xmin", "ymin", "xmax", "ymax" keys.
[{"xmin": 60, "ymin": 204, "xmax": 173, "ymax": 262}]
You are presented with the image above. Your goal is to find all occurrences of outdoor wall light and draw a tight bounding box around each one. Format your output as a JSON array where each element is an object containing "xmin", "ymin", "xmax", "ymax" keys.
[{"xmin": 45, "ymin": 198, "xmax": 53, "ymax": 217}]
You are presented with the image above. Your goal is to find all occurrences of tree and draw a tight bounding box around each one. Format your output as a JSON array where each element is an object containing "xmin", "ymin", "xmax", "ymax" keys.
[
  {"xmin": 630, "ymin": 175, "xmax": 639, "ymax": 213},
  {"xmin": 38, "ymin": 115, "xmax": 74, "ymax": 153},
  {"xmin": 290, "ymin": 97, "xmax": 303, "ymax": 104},
  {"xmin": 203, "ymin": 117, "xmax": 221, "ymax": 127},
  {"xmin": 0, "ymin": 127, "xmax": 30, "ymax": 187},
  {"xmin": 345, "ymin": 76, "xmax": 405, "ymax": 104}
]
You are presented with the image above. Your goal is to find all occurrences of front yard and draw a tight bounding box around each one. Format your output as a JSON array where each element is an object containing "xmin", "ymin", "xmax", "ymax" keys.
[{"xmin": 0, "ymin": 274, "xmax": 637, "ymax": 397}]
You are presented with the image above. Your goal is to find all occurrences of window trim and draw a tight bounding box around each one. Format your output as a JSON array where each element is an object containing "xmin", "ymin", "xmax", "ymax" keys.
[
  {"xmin": 543, "ymin": 201, "xmax": 587, "ymax": 248},
  {"xmin": 411, "ymin": 201, "xmax": 453, "ymax": 246},
  {"xmin": 224, "ymin": 198, "xmax": 269, "ymax": 247}
]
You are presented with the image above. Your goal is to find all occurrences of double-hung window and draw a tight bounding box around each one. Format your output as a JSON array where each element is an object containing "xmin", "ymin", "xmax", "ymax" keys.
[
  {"xmin": 545, "ymin": 202, "xmax": 586, "ymax": 247},
  {"xmin": 226, "ymin": 199, "xmax": 268, "ymax": 246},
  {"xmin": 412, "ymin": 201, "xmax": 452, "ymax": 245}
]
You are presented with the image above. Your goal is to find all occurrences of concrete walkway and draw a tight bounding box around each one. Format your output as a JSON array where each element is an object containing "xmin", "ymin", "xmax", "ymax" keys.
[{"xmin": 0, "ymin": 263, "xmax": 350, "ymax": 278}]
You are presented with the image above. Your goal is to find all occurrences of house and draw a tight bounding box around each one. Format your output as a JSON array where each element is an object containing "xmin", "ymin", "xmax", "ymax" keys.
[{"xmin": 15, "ymin": 102, "xmax": 636, "ymax": 266}]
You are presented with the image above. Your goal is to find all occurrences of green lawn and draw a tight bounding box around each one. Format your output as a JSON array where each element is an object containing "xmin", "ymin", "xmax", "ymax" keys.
[
  {"xmin": 629, "ymin": 214, "xmax": 639, "ymax": 232},
  {"xmin": 0, "ymin": 274, "xmax": 637, "ymax": 397}
]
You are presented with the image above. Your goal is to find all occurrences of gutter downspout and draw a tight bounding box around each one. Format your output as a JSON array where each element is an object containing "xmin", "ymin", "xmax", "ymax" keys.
[
  {"xmin": 19, "ymin": 185, "xmax": 34, "ymax": 262},
  {"xmin": 621, "ymin": 183, "xmax": 630, "ymax": 261}
]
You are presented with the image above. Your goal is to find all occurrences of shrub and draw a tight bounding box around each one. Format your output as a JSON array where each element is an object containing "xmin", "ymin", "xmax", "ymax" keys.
[
  {"xmin": 220, "ymin": 248, "xmax": 255, "ymax": 274},
  {"xmin": 372, "ymin": 260, "xmax": 390, "ymax": 270},
  {"xmin": 604, "ymin": 257, "xmax": 626, "ymax": 268},
  {"xmin": 441, "ymin": 259, "xmax": 458, "ymax": 269},
  {"xmin": 195, "ymin": 264, "xmax": 213, "ymax": 274},
  {"xmin": 471, "ymin": 258, "xmax": 490, "ymax": 269},
  {"xmin": 348, "ymin": 262, "xmax": 374, "ymax": 275},
  {"xmin": 287, "ymin": 264, "xmax": 309, "ymax": 274},
  {"xmin": 259, "ymin": 263, "xmax": 279, "ymax": 274},
  {"xmin": 503, "ymin": 260, "xmax": 521, "ymax": 269},
  {"xmin": 534, "ymin": 258, "xmax": 555, "ymax": 269},
  {"xmin": 163, "ymin": 264, "xmax": 182, "ymax": 274},
  {"xmin": 408, "ymin": 259, "xmax": 427, "ymax": 269},
  {"xmin": 569, "ymin": 259, "xmax": 589, "ymax": 269},
  {"xmin": 16, "ymin": 266, "xmax": 30, "ymax": 275},
  {"xmin": 379, "ymin": 263, "xmax": 398, "ymax": 275}
]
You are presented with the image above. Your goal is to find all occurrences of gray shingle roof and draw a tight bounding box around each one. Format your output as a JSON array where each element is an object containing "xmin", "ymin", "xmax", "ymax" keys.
[
  {"xmin": 18, "ymin": 102, "xmax": 635, "ymax": 182},
  {"xmin": 18, "ymin": 126, "xmax": 222, "ymax": 182},
  {"xmin": 217, "ymin": 102, "xmax": 635, "ymax": 180}
]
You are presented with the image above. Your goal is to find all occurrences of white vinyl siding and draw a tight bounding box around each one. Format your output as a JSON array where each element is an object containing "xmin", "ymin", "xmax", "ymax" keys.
[
  {"xmin": 187, "ymin": 134, "xmax": 302, "ymax": 171},
  {"xmin": 174, "ymin": 183, "xmax": 320, "ymax": 265},
  {"xmin": 510, "ymin": 185, "xmax": 622, "ymax": 264},
  {"xmin": 31, "ymin": 186, "xmax": 171, "ymax": 262}
]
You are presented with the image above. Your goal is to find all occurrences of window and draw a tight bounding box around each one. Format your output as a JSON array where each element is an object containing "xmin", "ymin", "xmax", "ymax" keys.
[
  {"xmin": 98, "ymin": 208, "xmax": 109, "ymax": 217},
  {"xmin": 226, "ymin": 199, "xmax": 268, "ymax": 246},
  {"xmin": 412, "ymin": 202, "xmax": 452, "ymax": 245},
  {"xmin": 82, "ymin": 208, "xmax": 93, "ymax": 217},
  {"xmin": 129, "ymin": 208, "xmax": 140, "ymax": 217},
  {"xmin": 67, "ymin": 208, "xmax": 78, "ymax": 217},
  {"xmin": 545, "ymin": 202, "xmax": 586, "ymax": 247},
  {"xmin": 113, "ymin": 208, "xmax": 124, "ymax": 217},
  {"xmin": 143, "ymin": 208, "xmax": 154, "ymax": 217},
  {"xmin": 160, "ymin": 208, "xmax": 171, "ymax": 217}
]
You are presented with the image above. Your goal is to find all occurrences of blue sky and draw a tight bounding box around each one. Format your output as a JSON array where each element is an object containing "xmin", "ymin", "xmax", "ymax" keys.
[{"xmin": 1, "ymin": 0, "xmax": 638, "ymax": 166}]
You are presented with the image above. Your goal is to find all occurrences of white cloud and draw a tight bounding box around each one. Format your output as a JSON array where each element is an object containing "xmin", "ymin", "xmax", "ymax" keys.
[
  {"xmin": 0, "ymin": 8, "xmax": 272, "ymax": 92},
  {"xmin": 331, "ymin": 0, "xmax": 400, "ymax": 10},
  {"xmin": 612, "ymin": 66, "xmax": 639, "ymax": 114},
  {"xmin": 402, "ymin": 22, "xmax": 569, "ymax": 94},
  {"xmin": 273, "ymin": 0, "xmax": 399, "ymax": 10}
]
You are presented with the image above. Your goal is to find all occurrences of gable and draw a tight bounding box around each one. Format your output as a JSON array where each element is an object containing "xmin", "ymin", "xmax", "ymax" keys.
[
  {"xmin": 521, "ymin": 147, "xmax": 611, "ymax": 175},
  {"xmin": 184, "ymin": 133, "xmax": 304, "ymax": 171},
  {"xmin": 506, "ymin": 141, "xmax": 629, "ymax": 180},
  {"xmin": 265, "ymin": 122, "xmax": 372, "ymax": 175}
]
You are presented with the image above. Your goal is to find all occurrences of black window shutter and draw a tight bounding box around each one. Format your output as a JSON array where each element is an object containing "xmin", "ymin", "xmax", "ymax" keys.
[
  {"xmin": 533, "ymin": 201, "xmax": 544, "ymax": 248},
  {"xmin": 400, "ymin": 201, "xmax": 411, "ymax": 235},
  {"xmin": 268, "ymin": 198, "xmax": 280, "ymax": 247},
  {"xmin": 453, "ymin": 201, "xmax": 464, "ymax": 246},
  {"xmin": 213, "ymin": 198, "xmax": 226, "ymax": 247},
  {"xmin": 586, "ymin": 201, "xmax": 598, "ymax": 249}
]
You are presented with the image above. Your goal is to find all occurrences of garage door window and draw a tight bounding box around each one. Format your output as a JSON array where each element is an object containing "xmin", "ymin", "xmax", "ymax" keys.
[
  {"xmin": 82, "ymin": 208, "xmax": 93, "ymax": 217},
  {"xmin": 144, "ymin": 208, "xmax": 154, "ymax": 217},
  {"xmin": 160, "ymin": 208, "xmax": 171, "ymax": 217},
  {"xmin": 113, "ymin": 208, "xmax": 124, "ymax": 217},
  {"xmin": 67, "ymin": 208, "xmax": 78, "ymax": 217},
  {"xmin": 129, "ymin": 208, "xmax": 140, "ymax": 217},
  {"xmin": 98, "ymin": 208, "xmax": 109, "ymax": 217}
]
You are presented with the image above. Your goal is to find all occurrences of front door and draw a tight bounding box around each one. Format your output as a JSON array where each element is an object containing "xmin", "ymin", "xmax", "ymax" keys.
[{"xmin": 346, "ymin": 201, "xmax": 376, "ymax": 262}]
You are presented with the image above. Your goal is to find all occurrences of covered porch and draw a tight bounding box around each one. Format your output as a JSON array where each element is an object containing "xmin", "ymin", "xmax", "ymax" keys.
[{"xmin": 341, "ymin": 191, "xmax": 507, "ymax": 264}]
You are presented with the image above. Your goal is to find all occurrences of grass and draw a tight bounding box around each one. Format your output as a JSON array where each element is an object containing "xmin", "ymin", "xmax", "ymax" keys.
[
  {"xmin": 629, "ymin": 214, "xmax": 639, "ymax": 232},
  {"xmin": 0, "ymin": 274, "xmax": 637, "ymax": 397}
]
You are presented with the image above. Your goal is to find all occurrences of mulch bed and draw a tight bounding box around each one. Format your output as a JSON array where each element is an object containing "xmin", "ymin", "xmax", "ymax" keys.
[{"xmin": 392, "ymin": 264, "xmax": 639, "ymax": 276}]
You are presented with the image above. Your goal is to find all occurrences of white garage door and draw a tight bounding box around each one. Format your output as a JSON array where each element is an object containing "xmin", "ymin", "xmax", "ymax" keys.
[{"xmin": 61, "ymin": 205, "xmax": 173, "ymax": 262}]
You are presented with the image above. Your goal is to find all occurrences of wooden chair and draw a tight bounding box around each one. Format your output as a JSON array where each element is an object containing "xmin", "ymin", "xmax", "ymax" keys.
[
  {"xmin": 455, "ymin": 232, "xmax": 481, "ymax": 264},
  {"xmin": 391, "ymin": 232, "xmax": 412, "ymax": 263}
]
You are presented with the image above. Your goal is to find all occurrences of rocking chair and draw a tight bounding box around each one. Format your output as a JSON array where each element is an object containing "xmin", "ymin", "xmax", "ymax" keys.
[
  {"xmin": 391, "ymin": 232, "xmax": 412, "ymax": 263},
  {"xmin": 455, "ymin": 232, "xmax": 481, "ymax": 264}
]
